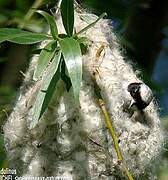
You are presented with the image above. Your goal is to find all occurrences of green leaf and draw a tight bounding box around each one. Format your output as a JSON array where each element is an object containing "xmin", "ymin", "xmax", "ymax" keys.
[
  {"xmin": 0, "ymin": 28, "xmax": 50, "ymax": 44},
  {"xmin": 0, "ymin": 28, "xmax": 22, "ymax": 43},
  {"xmin": 76, "ymin": 12, "xmax": 107, "ymax": 35},
  {"xmin": 30, "ymin": 50, "xmax": 62, "ymax": 129},
  {"xmin": 33, "ymin": 40, "xmax": 57, "ymax": 80},
  {"xmin": 61, "ymin": 0, "xmax": 74, "ymax": 36},
  {"xmin": 76, "ymin": 37, "xmax": 89, "ymax": 54},
  {"xmin": 59, "ymin": 37, "xmax": 82, "ymax": 103},
  {"xmin": 61, "ymin": 59, "xmax": 72, "ymax": 91},
  {"xmin": 36, "ymin": 10, "xmax": 58, "ymax": 39}
]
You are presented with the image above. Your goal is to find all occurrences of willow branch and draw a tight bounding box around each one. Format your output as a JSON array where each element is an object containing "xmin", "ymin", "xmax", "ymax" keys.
[{"xmin": 92, "ymin": 74, "xmax": 134, "ymax": 180}]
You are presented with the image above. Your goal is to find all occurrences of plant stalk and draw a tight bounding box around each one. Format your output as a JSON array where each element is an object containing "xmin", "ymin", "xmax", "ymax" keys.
[
  {"xmin": 92, "ymin": 74, "xmax": 134, "ymax": 180},
  {"xmin": 75, "ymin": 12, "xmax": 107, "ymax": 36},
  {"xmin": 19, "ymin": 0, "xmax": 44, "ymax": 29}
]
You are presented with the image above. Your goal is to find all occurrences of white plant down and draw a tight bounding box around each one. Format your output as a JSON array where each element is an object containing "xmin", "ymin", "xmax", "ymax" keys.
[{"xmin": 4, "ymin": 5, "xmax": 163, "ymax": 180}]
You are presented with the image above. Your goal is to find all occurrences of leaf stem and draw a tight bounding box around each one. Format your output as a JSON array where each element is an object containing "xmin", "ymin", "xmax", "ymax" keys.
[{"xmin": 92, "ymin": 74, "xmax": 134, "ymax": 180}]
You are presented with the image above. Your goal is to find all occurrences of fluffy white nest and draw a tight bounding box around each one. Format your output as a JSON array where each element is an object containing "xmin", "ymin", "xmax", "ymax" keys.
[{"xmin": 4, "ymin": 6, "xmax": 163, "ymax": 180}]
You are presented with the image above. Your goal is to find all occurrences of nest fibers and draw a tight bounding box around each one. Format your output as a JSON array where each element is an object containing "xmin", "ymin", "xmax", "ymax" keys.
[{"xmin": 4, "ymin": 6, "xmax": 163, "ymax": 180}]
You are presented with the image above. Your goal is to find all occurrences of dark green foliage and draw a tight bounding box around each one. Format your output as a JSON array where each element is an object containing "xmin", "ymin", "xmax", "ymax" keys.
[
  {"xmin": 61, "ymin": 0, "xmax": 74, "ymax": 36},
  {"xmin": 33, "ymin": 40, "xmax": 57, "ymax": 80},
  {"xmin": 36, "ymin": 10, "xmax": 58, "ymax": 39},
  {"xmin": 0, "ymin": 28, "xmax": 50, "ymax": 44},
  {"xmin": 59, "ymin": 37, "xmax": 82, "ymax": 103},
  {"xmin": 0, "ymin": 1, "xmax": 106, "ymax": 129},
  {"xmin": 30, "ymin": 50, "xmax": 62, "ymax": 129},
  {"xmin": 60, "ymin": 59, "xmax": 72, "ymax": 91}
]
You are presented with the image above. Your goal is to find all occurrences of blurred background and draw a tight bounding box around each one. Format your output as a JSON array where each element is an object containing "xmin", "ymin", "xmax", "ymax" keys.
[{"xmin": 0, "ymin": 0, "xmax": 168, "ymax": 179}]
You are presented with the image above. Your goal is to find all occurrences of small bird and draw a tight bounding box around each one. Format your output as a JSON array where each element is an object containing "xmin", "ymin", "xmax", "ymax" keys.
[
  {"xmin": 126, "ymin": 82, "xmax": 153, "ymax": 123},
  {"xmin": 127, "ymin": 82, "xmax": 153, "ymax": 111}
]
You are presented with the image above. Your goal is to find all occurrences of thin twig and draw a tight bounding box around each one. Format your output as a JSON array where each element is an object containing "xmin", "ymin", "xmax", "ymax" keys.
[
  {"xmin": 92, "ymin": 74, "xmax": 134, "ymax": 180},
  {"xmin": 98, "ymin": 99, "xmax": 123, "ymax": 161},
  {"xmin": 19, "ymin": 0, "xmax": 44, "ymax": 29},
  {"xmin": 122, "ymin": 163, "xmax": 134, "ymax": 180}
]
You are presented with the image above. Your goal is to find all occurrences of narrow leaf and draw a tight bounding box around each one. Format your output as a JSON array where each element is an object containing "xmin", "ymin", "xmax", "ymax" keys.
[
  {"xmin": 76, "ymin": 12, "xmax": 107, "ymax": 35},
  {"xmin": 0, "ymin": 28, "xmax": 23, "ymax": 43},
  {"xmin": 61, "ymin": 0, "xmax": 74, "ymax": 36},
  {"xmin": 33, "ymin": 40, "xmax": 57, "ymax": 80},
  {"xmin": 59, "ymin": 37, "xmax": 82, "ymax": 103},
  {"xmin": 36, "ymin": 10, "xmax": 58, "ymax": 39},
  {"xmin": 61, "ymin": 59, "xmax": 72, "ymax": 91},
  {"xmin": 0, "ymin": 28, "xmax": 50, "ymax": 44},
  {"xmin": 30, "ymin": 50, "xmax": 61, "ymax": 129}
]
